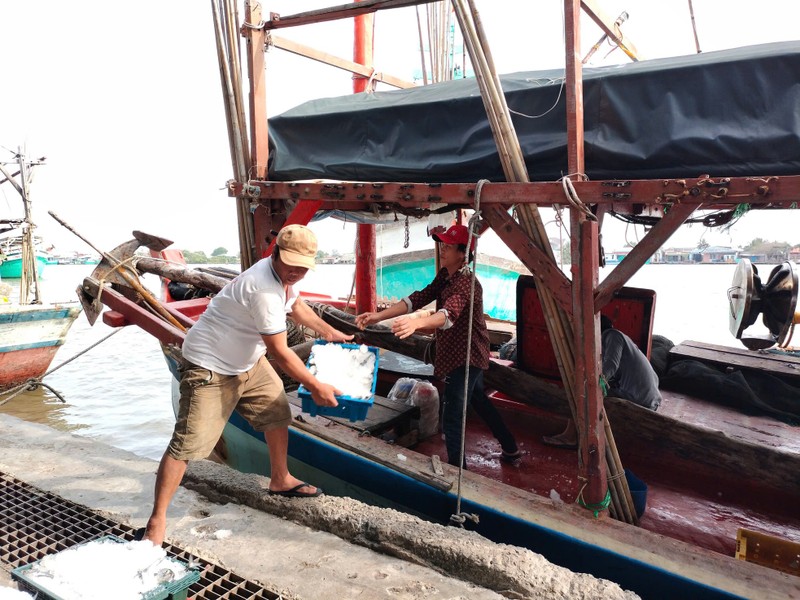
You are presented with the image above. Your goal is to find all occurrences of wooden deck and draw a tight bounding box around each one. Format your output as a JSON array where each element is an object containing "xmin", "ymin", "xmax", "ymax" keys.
[{"xmin": 671, "ymin": 340, "xmax": 800, "ymax": 384}]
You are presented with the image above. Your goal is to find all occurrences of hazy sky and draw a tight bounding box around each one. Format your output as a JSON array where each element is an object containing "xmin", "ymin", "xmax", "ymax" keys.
[{"xmin": 2, "ymin": 0, "xmax": 799, "ymax": 257}]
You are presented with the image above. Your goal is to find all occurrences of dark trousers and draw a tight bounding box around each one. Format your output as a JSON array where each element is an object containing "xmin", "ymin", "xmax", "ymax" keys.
[{"xmin": 442, "ymin": 365, "xmax": 517, "ymax": 467}]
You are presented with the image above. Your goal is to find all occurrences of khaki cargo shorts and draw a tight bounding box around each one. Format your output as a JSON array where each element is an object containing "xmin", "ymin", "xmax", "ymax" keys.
[{"xmin": 167, "ymin": 355, "xmax": 291, "ymax": 461}]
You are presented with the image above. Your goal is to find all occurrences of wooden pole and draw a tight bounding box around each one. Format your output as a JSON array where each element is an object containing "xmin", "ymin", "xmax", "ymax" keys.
[
  {"xmin": 415, "ymin": 6, "xmax": 429, "ymax": 84},
  {"xmin": 688, "ymin": 0, "xmax": 702, "ymax": 54}
]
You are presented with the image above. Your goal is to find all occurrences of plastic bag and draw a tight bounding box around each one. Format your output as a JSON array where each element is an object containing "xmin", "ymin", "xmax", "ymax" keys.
[
  {"xmin": 409, "ymin": 380, "xmax": 440, "ymax": 439},
  {"xmin": 387, "ymin": 377, "xmax": 417, "ymax": 403}
]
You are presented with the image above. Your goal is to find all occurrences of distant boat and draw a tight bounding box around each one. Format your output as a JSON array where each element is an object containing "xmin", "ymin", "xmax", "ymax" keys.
[
  {"xmin": 604, "ymin": 250, "xmax": 650, "ymax": 266},
  {"xmin": 0, "ymin": 233, "xmax": 48, "ymax": 278},
  {"xmin": 0, "ymin": 302, "xmax": 81, "ymax": 388},
  {"xmin": 0, "ymin": 251, "xmax": 47, "ymax": 278},
  {"xmin": 0, "ymin": 149, "xmax": 80, "ymax": 390},
  {"xmin": 377, "ymin": 248, "xmax": 524, "ymax": 321}
]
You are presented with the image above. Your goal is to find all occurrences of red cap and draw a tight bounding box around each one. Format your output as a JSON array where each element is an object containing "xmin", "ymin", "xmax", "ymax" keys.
[{"xmin": 432, "ymin": 224, "xmax": 476, "ymax": 252}]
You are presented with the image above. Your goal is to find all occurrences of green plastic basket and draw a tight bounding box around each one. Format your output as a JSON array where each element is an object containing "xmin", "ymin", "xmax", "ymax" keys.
[{"xmin": 12, "ymin": 535, "xmax": 200, "ymax": 600}]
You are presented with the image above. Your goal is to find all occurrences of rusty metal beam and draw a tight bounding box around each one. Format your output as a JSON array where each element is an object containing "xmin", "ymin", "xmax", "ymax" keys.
[
  {"xmin": 263, "ymin": 0, "xmax": 436, "ymax": 30},
  {"xmin": 231, "ymin": 175, "xmax": 800, "ymax": 209},
  {"xmin": 565, "ymin": 0, "xmax": 607, "ymax": 512},
  {"xmin": 482, "ymin": 205, "xmax": 573, "ymax": 315}
]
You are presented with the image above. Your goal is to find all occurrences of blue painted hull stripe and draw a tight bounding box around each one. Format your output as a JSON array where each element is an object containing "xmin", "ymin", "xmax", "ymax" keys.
[
  {"xmin": 0, "ymin": 310, "xmax": 76, "ymax": 323},
  {"xmin": 0, "ymin": 340, "xmax": 63, "ymax": 352},
  {"xmin": 0, "ymin": 309, "xmax": 76, "ymax": 324}
]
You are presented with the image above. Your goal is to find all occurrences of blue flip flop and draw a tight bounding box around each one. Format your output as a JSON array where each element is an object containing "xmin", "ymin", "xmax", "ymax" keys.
[{"xmin": 268, "ymin": 482, "xmax": 323, "ymax": 498}]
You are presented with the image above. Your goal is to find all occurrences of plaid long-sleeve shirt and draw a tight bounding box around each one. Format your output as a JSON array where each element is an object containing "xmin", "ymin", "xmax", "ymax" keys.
[{"xmin": 407, "ymin": 266, "xmax": 490, "ymax": 378}]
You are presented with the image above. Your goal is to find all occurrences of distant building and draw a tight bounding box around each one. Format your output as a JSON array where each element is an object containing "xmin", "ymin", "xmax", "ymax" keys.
[
  {"xmin": 790, "ymin": 246, "xmax": 800, "ymax": 263},
  {"xmin": 661, "ymin": 248, "xmax": 694, "ymax": 264},
  {"xmin": 695, "ymin": 246, "xmax": 736, "ymax": 264}
]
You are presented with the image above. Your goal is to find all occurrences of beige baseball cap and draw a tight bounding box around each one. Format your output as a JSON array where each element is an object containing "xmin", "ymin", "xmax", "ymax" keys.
[{"xmin": 276, "ymin": 224, "xmax": 317, "ymax": 270}]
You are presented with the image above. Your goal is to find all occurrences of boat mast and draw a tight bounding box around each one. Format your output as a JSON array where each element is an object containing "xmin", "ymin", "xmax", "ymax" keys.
[
  {"xmin": 9, "ymin": 149, "xmax": 42, "ymax": 306},
  {"xmin": 22, "ymin": 152, "xmax": 43, "ymax": 305}
]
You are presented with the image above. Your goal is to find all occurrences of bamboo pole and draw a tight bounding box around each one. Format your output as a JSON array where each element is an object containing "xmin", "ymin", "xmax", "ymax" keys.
[{"xmin": 212, "ymin": 0, "xmax": 254, "ymax": 269}]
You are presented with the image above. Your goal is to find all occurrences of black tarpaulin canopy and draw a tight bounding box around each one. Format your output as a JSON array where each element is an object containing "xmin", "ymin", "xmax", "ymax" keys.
[{"xmin": 268, "ymin": 41, "xmax": 800, "ymax": 183}]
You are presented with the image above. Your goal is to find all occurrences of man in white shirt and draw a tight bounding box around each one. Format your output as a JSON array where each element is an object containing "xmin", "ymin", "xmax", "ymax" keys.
[{"xmin": 143, "ymin": 225, "xmax": 353, "ymax": 546}]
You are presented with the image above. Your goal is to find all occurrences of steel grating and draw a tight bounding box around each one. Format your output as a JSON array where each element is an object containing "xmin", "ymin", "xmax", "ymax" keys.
[{"xmin": 0, "ymin": 472, "xmax": 280, "ymax": 599}]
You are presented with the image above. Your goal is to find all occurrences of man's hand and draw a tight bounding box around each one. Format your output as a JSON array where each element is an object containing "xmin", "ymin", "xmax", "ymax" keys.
[
  {"xmin": 324, "ymin": 329, "xmax": 354, "ymax": 343},
  {"xmin": 309, "ymin": 381, "xmax": 341, "ymax": 407}
]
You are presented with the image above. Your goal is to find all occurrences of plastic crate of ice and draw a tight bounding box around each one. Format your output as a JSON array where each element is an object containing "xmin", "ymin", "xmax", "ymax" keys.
[
  {"xmin": 298, "ymin": 341, "xmax": 379, "ymax": 422},
  {"xmin": 12, "ymin": 535, "xmax": 200, "ymax": 600}
]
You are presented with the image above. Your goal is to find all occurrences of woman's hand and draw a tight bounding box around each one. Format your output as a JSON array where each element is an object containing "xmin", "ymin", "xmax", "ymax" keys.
[
  {"xmin": 391, "ymin": 316, "xmax": 419, "ymax": 340},
  {"xmin": 354, "ymin": 311, "xmax": 380, "ymax": 330}
]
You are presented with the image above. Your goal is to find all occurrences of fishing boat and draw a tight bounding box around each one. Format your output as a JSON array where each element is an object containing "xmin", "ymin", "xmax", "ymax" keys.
[
  {"xmin": 76, "ymin": 2, "xmax": 800, "ymax": 599},
  {"xmin": 0, "ymin": 149, "xmax": 81, "ymax": 390},
  {"xmin": 0, "ymin": 232, "xmax": 49, "ymax": 279}
]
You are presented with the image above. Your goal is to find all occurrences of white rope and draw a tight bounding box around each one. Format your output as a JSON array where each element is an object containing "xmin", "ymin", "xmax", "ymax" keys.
[
  {"xmin": 450, "ymin": 179, "xmax": 487, "ymax": 527},
  {"xmin": 560, "ymin": 175, "xmax": 596, "ymax": 221}
]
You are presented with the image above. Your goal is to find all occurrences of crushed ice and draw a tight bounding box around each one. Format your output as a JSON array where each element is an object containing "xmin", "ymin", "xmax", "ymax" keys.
[
  {"xmin": 0, "ymin": 588, "xmax": 34, "ymax": 599},
  {"xmin": 21, "ymin": 538, "xmax": 188, "ymax": 600},
  {"xmin": 307, "ymin": 343, "xmax": 376, "ymax": 398}
]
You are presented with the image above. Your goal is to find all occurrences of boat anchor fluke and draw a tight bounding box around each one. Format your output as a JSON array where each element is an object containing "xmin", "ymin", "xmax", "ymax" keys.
[{"xmin": 46, "ymin": 212, "xmax": 175, "ymax": 325}]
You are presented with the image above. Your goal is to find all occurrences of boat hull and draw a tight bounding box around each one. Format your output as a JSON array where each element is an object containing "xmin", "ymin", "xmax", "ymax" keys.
[
  {"xmin": 0, "ymin": 304, "xmax": 81, "ymax": 387},
  {"xmin": 217, "ymin": 411, "xmax": 751, "ymax": 600},
  {"xmin": 0, "ymin": 255, "xmax": 47, "ymax": 279}
]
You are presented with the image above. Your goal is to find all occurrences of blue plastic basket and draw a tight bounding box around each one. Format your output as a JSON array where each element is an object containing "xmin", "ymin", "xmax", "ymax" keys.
[
  {"xmin": 12, "ymin": 535, "xmax": 200, "ymax": 600},
  {"xmin": 298, "ymin": 341, "xmax": 379, "ymax": 422}
]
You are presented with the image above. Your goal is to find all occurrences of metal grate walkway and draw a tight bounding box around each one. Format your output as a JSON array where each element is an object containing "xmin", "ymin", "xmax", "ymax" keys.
[{"xmin": 0, "ymin": 472, "xmax": 280, "ymax": 599}]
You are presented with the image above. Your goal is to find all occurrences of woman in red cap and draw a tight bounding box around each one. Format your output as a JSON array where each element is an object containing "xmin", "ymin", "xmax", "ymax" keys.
[{"xmin": 355, "ymin": 224, "xmax": 521, "ymax": 468}]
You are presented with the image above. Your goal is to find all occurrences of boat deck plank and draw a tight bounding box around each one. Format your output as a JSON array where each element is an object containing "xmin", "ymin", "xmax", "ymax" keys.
[{"xmin": 671, "ymin": 340, "xmax": 800, "ymax": 382}]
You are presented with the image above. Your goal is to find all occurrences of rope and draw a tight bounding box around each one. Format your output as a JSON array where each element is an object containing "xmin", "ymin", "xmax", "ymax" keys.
[
  {"xmin": 449, "ymin": 179, "xmax": 486, "ymax": 528},
  {"xmin": 576, "ymin": 482, "xmax": 612, "ymax": 518},
  {"xmin": 560, "ymin": 176, "xmax": 596, "ymax": 221},
  {"xmin": 0, "ymin": 328, "xmax": 122, "ymax": 407}
]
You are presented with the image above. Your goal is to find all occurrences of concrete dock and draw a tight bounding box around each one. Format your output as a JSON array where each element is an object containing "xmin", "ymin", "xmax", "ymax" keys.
[{"xmin": 0, "ymin": 415, "xmax": 638, "ymax": 599}]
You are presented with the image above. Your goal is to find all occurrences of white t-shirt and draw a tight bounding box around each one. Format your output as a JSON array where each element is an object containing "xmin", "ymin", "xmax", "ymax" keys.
[{"xmin": 182, "ymin": 257, "xmax": 298, "ymax": 375}]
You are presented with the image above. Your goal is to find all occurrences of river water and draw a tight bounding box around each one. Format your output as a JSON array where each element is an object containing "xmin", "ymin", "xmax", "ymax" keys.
[{"xmin": 0, "ymin": 261, "xmax": 783, "ymax": 461}]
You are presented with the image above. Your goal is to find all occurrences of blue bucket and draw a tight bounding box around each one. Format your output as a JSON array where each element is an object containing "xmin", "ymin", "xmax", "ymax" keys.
[{"xmin": 624, "ymin": 468, "xmax": 648, "ymax": 518}]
